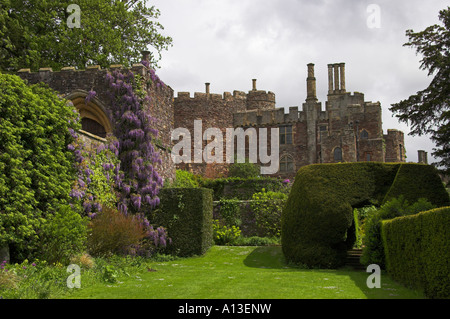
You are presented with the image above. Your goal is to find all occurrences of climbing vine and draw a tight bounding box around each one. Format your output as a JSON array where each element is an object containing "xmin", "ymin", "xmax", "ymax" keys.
[{"xmin": 105, "ymin": 67, "xmax": 164, "ymax": 215}]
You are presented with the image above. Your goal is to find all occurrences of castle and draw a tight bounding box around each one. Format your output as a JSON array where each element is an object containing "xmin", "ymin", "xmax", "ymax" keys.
[{"xmin": 17, "ymin": 53, "xmax": 406, "ymax": 181}]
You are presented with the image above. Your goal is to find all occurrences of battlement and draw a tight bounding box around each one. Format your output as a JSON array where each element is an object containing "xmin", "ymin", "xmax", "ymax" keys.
[
  {"xmin": 233, "ymin": 106, "xmax": 306, "ymax": 127},
  {"xmin": 174, "ymin": 79, "xmax": 275, "ymax": 111},
  {"xmin": 175, "ymin": 90, "xmax": 247, "ymax": 101},
  {"xmin": 18, "ymin": 63, "xmax": 148, "ymax": 78},
  {"xmin": 385, "ymin": 129, "xmax": 404, "ymax": 137}
]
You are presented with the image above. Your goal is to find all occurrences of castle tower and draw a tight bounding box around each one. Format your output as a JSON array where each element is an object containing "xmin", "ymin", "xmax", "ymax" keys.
[{"xmin": 246, "ymin": 79, "xmax": 276, "ymax": 111}]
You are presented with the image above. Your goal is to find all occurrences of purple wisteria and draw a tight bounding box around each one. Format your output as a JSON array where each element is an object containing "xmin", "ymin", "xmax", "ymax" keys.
[{"xmin": 105, "ymin": 68, "xmax": 163, "ymax": 215}]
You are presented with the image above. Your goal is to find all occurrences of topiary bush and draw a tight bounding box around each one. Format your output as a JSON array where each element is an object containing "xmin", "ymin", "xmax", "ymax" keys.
[
  {"xmin": 152, "ymin": 188, "xmax": 213, "ymax": 257},
  {"xmin": 0, "ymin": 73, "xmax": 80, "ymax": 262},
  {"xmin": 282, "ymin": 162, "xmax": 450, "ymax": 268},
  {"xmin": 382, "ymin": 206, "xmax": 450, "ymax": 299}
]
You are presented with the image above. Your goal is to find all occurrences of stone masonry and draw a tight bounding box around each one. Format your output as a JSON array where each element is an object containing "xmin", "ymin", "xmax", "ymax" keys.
[{"xmin": 17, "ymin": 55, "xmax": 406, "ymax": 181}]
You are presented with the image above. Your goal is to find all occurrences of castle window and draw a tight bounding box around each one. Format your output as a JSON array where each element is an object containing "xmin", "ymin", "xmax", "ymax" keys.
[
  {"xmin": 364, "ymin": 151, "xmax": 373, "ymax": 162},
  {"xmin": 280, "ymin": 125, "xmax": 292, "ymax": 145},
  {"xmin": 81, "ymin": 118, "xmax": 107, "ymax": 138},
  {"xmin": 360, "ymin": 129, "xmax": 369, "ymax": 139},
  {"xmin": 280, "ymin": 155, "xmax": 294, "ymax": 172},
  {"xmin": 333, "ymin": 147, "xmax": 343, "ymax": 162}
]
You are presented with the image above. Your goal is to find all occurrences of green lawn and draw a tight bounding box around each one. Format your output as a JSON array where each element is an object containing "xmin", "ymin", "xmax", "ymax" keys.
[{"xmin": 66, "ymin": 246, "xmax": 424, "ymax": 299}]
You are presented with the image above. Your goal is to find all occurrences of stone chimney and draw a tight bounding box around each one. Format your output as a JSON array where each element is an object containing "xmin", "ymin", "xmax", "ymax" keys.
[
  {"xmin": 328, "ymin": 62, "xmax": 346, "ymax": 95},
  {"xmin": 252, "ymin": 79, "xmax": 257, "ymax": 91},
  {"xmin": 205, "ymin": 82, "xmax": 210, "ymax": 94},
  {"xmin": 418, "ymin": 150, "xmax": 428, "ymax": 164},
  {"xmin": 141, "ymin": 50, "xmax": 150, "ymax": 62},
  {"xmin": 339, "ymin": 63, "xmax": 346, "ymax": 93},
  {"xmin": 306, "ymin": 63, "xmax": 317, "ymax": 101}
]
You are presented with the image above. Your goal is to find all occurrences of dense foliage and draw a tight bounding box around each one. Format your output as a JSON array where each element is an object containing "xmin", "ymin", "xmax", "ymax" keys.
[
  {"xmin": 0, "ymin": 73, "xmax": 82, "ymax": 262},
  {"xmin": 228, "ymin": 159, "xmax": 261, "ymax": 179},
  {"xmin": 382, "ymin": 206, "xmax": 450, "ymax": 299},
  {"xmin": 201, "ymin": 176, "xmax": 291, "ymax": 201},
  {"xmin": 164, "ymin": 169, "xmax": 200, "ymax": 188},
  {"xmin": 390, "ymin": 7, "xmax": 450, "ymax": 176},
  {"xmin": 68, "ymin": 135, "xmax": 120, "ymax": 218},
  {"xmin": 86, "ymin": 206, "xmax": 169, "ymax": 258},
  {"xmin": 360, "ymin": 197, "xmax": 434, "ymax": 268},
  {"xmin": 282, "ymin": 162, "xmax": 449, "ymax": 268},
  {"xmin": 153, "ymin": 188, "xmax": 213, "ymax": 257},
  {"xmin": 250, "ymin": 190, "xmax": 287, "ymax": 238},
  {"xmin": 0, "ymin": 0, "xmax": 172, "ymax": 72}
]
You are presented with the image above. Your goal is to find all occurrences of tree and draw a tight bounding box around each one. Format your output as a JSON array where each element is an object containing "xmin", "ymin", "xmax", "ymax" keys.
[
  {"xmin": 390, "ymin": 7, "xmax": 450, "ymax": 175},
  {"xmin": 0, "ymin": 0, "xmax": 172, "ymax": 72}
]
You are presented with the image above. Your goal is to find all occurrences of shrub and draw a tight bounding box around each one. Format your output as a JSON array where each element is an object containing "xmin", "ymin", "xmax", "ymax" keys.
[
  {"xmin": 0, "ymin": 73, "xmax": 80, "ymax": 262},
  {"xmin": 383, "ymin": 163, "xmax": 450, "ymax": 207},
  {"xmin": 166, "ymin": 170, "xmax": 201, "ymax": 188},
  {"xmin": 38, "ymin": 204, "xmax": 89, "ymax": 265},
  {"xmin": 361, "ymin": 197, "xmax": 434, "ymax": 268},
  {"xmin": 282, "ymin": 162, "xmax": 449, "ymax": 268},
  {"xmin": 215, "ymin": 198, "xmax": 242, "ymax": 227},
  {"xmin": 353, "ymin": 205, "xmax": 378, "ymax": 248},
  {"xmin": 201, "ymin": 177, "xmax": 290, "ymax": 200},
  {"xmin": 87, "ymin": 206, "xmax": 146, "ymax": 257},
  {"xmin": 250, "ymin": 190, "xmax": 287, "ymax": 238},
  {"xmin": 382, "ymin": 206, "xmax": 450, "ymax": 299},
  {"xmin": 69, "ymin": 137, "xmax": 120, "ymax": 218},
  {"xmin": 228, "ymin": 159, "xmax": 260, "ymax": 178},
  {"xmin": 152, "ymin": 188, "xmax": 213, "ymax": 257},
  {"xmin": 212, "ymin": 220, "xmax": 241, "ymax": 245}
]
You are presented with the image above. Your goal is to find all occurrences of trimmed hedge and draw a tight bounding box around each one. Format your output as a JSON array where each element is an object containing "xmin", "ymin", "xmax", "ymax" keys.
[
  {"xmin": 152, "ymin": 188, "xmax": 213, "ymax": 257},
  {"xmin": 201, "ymin": 177, "xmax": 290, "ymax": 200},
  {"xmin": 382, "ymin": 206, "xmax": 450, "ymax": 299},
  {"xmin": 383, "ymin": 163, "xmax": 450, "ymax": 207},
  {"xmin": 282, "ymin": 162, "xmax": 450, "ymax": 268}
]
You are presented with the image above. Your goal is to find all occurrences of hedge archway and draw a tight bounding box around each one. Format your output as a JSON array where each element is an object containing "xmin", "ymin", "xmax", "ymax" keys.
[{"xmin": 281, "ymin": 162, "xmax": 450, "ymax": 268}]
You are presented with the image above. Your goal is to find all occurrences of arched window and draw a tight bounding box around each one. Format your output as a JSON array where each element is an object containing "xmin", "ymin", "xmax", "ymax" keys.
[
  {"xmin": 67, "ymin": 90, "xmax": 112, "ymax": 140},
  {"xmin": 360, "ymin": 129, "xmax": 369, "ymax": 139},
  {"xmin": 333, "ymin": 147, "xmax": 343, "ymax": 162},
  {"xmin": 280, "ymin": 155, "xmax": 295, "ymax": 173}
]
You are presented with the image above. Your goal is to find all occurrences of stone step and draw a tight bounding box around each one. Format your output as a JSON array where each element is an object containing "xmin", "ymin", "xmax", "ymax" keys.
[{"xmin": 345, "ymin": 249, "xmax": 364, "ymax": 270}]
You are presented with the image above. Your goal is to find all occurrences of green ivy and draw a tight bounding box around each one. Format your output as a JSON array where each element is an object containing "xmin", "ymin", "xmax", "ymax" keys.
[{"xmin": 0, "ymin": 73, "xmax": 80, "ymax": 261}]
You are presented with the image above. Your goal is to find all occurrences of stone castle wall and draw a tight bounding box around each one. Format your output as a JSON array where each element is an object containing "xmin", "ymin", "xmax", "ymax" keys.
[
  {"xmin": 16, "ymin": 60, "xmax": 406, "ymax": 181},
  {"xmin": 17, "ymin": 63, "xmax": 176, "ymax": 183}
]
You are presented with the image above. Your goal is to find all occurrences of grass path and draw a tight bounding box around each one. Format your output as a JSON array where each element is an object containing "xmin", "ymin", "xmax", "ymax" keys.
[{"xmin": 66, "ymin": 246, "xmax": 424, "ymax": 299}]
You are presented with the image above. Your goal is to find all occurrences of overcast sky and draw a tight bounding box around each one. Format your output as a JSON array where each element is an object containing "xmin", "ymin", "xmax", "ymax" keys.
[{"xmin": 150, "ymin": 0, "xmax": 448, "ymax": 164}]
